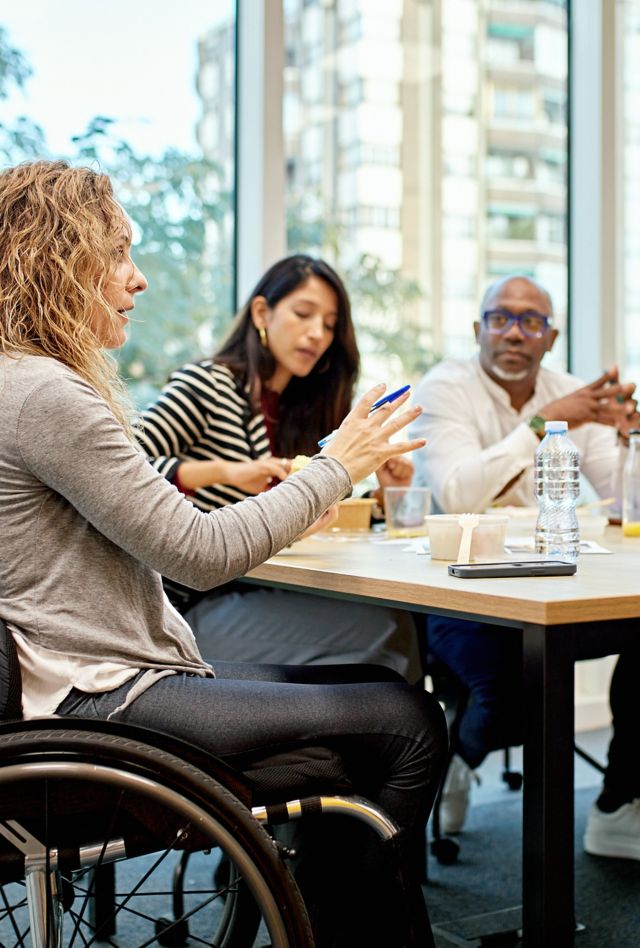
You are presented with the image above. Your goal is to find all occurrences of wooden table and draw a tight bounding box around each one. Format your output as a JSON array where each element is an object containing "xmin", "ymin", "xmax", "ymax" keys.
[{"xmin": 243, "ymin": 527, "xmax": 640, "ymax": 948}]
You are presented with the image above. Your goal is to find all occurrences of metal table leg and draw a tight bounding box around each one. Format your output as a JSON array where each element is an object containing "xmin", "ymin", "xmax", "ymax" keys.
[{"xmin": 522, "ymin": 622, "xmax": 576, "ymax": 948}]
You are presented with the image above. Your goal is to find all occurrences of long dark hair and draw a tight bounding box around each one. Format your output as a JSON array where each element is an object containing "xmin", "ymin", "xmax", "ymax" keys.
[{"xmin": 215, "ymin": 255, "xmax": 360, "ymax": 457}]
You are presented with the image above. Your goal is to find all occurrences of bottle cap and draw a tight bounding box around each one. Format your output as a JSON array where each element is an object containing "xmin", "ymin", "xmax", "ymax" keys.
[{"xmin": 544, "ymin": 420, "xmax": 568, "ymax": 433}]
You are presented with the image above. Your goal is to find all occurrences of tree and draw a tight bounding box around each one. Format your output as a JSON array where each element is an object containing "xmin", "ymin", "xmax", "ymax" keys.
[
  {"xmin": 71, "ymin": 118, "xmax": 234, "ymax": 404},
  {"xmin": 346, "ymin": 254, "xmax": 437, "ymax": 379},
  {"xmin": 0, "ymin": 27, "xmax": 45, "ymax": 160}
]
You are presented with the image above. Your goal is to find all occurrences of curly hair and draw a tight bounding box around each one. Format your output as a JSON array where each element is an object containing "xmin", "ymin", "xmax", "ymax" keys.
[{"xmin": 0, "ymin": 160, "xmax": 133, "ymax": 432}]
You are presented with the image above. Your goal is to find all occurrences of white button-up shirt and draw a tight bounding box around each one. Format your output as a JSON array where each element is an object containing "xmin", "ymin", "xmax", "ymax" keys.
[{"xmin": 411, "ymin": 355, "xmax": 624, "ymax": 514}]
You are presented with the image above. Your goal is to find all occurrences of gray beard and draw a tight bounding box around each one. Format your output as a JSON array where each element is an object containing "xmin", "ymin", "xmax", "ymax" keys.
[{"xmin": 491, "ymin": 364, "xmax": 529, "ymax": 382}]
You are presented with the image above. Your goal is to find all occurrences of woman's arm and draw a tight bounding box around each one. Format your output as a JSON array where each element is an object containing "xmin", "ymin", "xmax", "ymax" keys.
[
  {"xmin": 19, "ymin": 372, "xmax": 420, "ymax": 592},
  {"xmin": 137, "ymin": 362, "xmax": 212, "ymax": 481},
  {"xmin": 177, "ymin": 457, "xmax": 290, "ymax": 493},
  {"xmin": 19, "ymin": 371, "xmax": 350, "ymax": 590}
]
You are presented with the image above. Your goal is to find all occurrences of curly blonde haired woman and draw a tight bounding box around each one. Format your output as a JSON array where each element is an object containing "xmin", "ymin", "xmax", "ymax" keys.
[{"xmin": 0, "ymin": 161, "xmax": 445, "ymax": 947}]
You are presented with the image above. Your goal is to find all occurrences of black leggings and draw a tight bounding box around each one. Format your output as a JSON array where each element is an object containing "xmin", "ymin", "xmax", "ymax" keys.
[
  {"xmin": 58, "ymin": 661, "xmax": 446, "ymax": 840},
  {"xmin": 58, "ymin": 662, "xmax": 447, "ymax": 947}
]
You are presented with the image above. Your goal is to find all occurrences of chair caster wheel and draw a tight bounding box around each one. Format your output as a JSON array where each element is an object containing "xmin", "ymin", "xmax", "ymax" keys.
[
  {"xmin": 503, "ymin": 771, "xmax": 523, "ymax": 791},
  {"xmin": 431, "ymin": 837, "xmax": 460, "ymax": 865},
  {"xmin": 155, "ymin": 916, "xmax": 190, "ymax": 946}
]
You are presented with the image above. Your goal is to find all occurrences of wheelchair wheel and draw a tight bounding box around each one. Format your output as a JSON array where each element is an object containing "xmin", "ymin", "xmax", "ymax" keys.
[{"xmin": 0, "ymin": 725, "xmax": 313, "ymax": 947}]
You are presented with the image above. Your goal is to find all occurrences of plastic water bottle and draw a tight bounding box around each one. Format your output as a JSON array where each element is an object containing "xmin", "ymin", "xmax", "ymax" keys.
[
  {"xmin": 623, "ymin": 429, "xmax": 640, "ymax": 537},
  {"xmin": 534, "ymin": 421, "xmax": 580, "ymax": 561}
]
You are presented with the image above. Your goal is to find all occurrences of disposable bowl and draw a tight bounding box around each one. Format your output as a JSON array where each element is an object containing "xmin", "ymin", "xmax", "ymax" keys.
[
  {"xmin": 328, "ymin": 498, "xmax": 376, "ymax": 532},
  {"xmin": 577, "ymin": 513, "xmax": 609, "ymax": 538},
  {"xmin": 426, "ymin": 514, "xmax": 509, "ymax": 561}
]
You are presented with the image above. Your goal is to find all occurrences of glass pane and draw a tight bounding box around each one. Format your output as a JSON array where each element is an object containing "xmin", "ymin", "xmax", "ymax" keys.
[
  {"xmin": 283, "ymin": 0, "xmax": 568, "ymax": 385},
  {"xmin": 622, "ymin": 1, "xmax": 640, "ymax": 380},
  {"xmin": 0, "ymin": 1, "xmax": 236, "ymax": 406}
]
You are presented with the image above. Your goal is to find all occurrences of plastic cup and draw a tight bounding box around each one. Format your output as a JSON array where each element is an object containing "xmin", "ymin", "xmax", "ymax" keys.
[{"xmin": 384, "ymin": 487, "xmax": 432, "ymax": 538}]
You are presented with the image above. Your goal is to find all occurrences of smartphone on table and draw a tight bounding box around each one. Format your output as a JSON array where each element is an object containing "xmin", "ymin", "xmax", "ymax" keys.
[{"xmin": 448, "ymin": 561, "xmax": 577, "ymax": 578}]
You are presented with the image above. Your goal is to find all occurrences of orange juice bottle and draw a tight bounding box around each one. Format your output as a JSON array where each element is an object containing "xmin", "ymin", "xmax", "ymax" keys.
[{"xmin": 623, "ymin": 430, "xmax": 640, "ymax": 536}]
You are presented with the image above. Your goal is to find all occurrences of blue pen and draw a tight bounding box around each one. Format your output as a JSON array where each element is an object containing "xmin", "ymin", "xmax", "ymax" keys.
[{"xmin": 318, "ymin": 384, "xmax": 411, "ymax": 447}]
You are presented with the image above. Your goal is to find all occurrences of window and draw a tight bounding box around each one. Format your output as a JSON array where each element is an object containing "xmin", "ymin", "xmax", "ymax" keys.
[
  {"xmin": 0, "ymin": 2, "xmax": 236, "ymax": 406},
  {"xmin": 487, "ymin": 22, "xmax": 535, "ymax": 66},
  {"xmin": 487, "ymin": 150, "xmax": 534, "ymax": 179},
  {"xmin": 493, "ymin": 86, "xmax": 536, "ymax": 121},
  {"xmin": 488, "ymin": 207, "xmax": 537, "ymax": 241},
  {"xmin": 282, "ymin": 0, "xmax": 568, "ymax": 379}
]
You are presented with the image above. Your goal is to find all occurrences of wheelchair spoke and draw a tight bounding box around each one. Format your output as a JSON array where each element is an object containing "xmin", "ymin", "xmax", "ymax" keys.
[
  {"xmin": 0, "ymin": 884, "xmax": 29, "ymax": 947},
  {"xmin": 65, "ymin": 911, "xmax": 94, "ymax": 947},
  {"xmin": 136, "ymin": 884, "xmax": 239, "ymax": 948},
  {"xmin": 81, "ymin": 830, "xmax": 187, "ymax": 948},
  {"xmin": 67, "ymin": 911, "xmax": 121, "ymax": 948},
  {"xmin": 3, "ymin": 925, "xmax": 31, "ymax": 948}
]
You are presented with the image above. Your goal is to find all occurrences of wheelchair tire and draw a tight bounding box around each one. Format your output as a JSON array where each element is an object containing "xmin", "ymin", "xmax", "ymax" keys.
[{"xmin": 0, "ymin": 725, "xmax": 313, "ymax": 947}]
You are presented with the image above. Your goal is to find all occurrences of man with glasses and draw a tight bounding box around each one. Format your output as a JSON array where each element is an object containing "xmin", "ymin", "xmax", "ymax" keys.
[{"xmin": 411, "ymin": 274, "xmax": 640, "ymax": 858}]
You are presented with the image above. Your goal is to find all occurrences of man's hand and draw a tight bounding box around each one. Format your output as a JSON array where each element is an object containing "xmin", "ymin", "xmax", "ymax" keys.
[{"xmin": 539, "ymin": 367, "xmax": 637, "ymax": 431}]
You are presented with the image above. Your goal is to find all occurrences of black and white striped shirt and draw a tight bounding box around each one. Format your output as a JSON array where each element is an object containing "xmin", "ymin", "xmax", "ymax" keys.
[{"xmin": 137, "ymin": 360, "xmax": 271, "ymax": 512}]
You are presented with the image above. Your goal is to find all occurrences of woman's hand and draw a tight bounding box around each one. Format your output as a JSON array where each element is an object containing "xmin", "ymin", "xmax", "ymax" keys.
[
  {"xmin": 298, "ymin": 504, "xmax": 339, "ymax": 539},
  {"xmin": 176, "ymin": 457, "xmax": 291, "ymax": 493},
  {"xmin": 376, "ymin": 455, "xmax": 414, "ymax": 489},
  {"xmin": 224, "ymin": 458, "xmax": 292, "ymax": 493},
  {"xmin": 321, "ymin": 384, "xmax": 425, "ymax": 485}
]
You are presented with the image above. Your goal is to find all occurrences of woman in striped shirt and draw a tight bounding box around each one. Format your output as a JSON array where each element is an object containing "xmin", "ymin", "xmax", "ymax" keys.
[{"xmin": 137, "ymin": 255, "xmax": 421, "ymax": 680}]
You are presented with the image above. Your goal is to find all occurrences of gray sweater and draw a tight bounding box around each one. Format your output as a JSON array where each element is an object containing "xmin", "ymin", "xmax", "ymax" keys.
[{"xmin": 0, "ymin": 354, "xmax": 351, "ymax": 674}]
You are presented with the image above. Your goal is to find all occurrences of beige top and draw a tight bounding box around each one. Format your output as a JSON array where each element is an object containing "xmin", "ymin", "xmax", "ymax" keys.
[
  {"xmin": 14, "ymin": 631, "xmax": 138, "ymax": 718},
  {"xmin": 0, "ymin": 354, "xmax": 351, "ymax": 713}
]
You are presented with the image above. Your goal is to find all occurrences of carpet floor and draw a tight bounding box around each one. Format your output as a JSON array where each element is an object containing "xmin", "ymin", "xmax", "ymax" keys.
[{"xmin": 428, "ymin": 785, "xmax": 640, "ymax": 947}]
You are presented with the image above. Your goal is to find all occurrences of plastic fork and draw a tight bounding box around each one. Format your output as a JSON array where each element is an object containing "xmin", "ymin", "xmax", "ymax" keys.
[{"xmin": 457, "ymin": 513, "xmax": 479, "ymax": 564}]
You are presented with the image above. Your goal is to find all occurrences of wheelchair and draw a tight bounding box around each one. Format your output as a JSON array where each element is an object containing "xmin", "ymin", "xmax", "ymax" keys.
[{"xmin": 0, "ymin": 618, "xmax": 434, "ymax": 947}]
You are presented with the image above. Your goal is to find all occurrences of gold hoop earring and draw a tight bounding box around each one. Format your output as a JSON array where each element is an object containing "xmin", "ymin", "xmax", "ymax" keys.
[{"xmin": 258, "ymin": 326, "xmax": 268, "ymax": 348}]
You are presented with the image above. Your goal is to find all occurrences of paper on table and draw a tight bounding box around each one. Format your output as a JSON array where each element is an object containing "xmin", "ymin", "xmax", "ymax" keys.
[
  {"xmin": 372, "ymin": 535, "xmax": 430, "ymax": 553},
  {"xmin": 504, "ymin": 536, "xmax": 612, "ymax": 555},
  {"xmin": 403, "ymin": 539, "xmax": 430, "ymax": 554}
]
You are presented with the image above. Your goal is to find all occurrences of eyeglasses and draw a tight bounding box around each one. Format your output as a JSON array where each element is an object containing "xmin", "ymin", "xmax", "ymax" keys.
[{"xmin": 482, "ymin": 308, "xmax": 551, "ymax": 339}]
